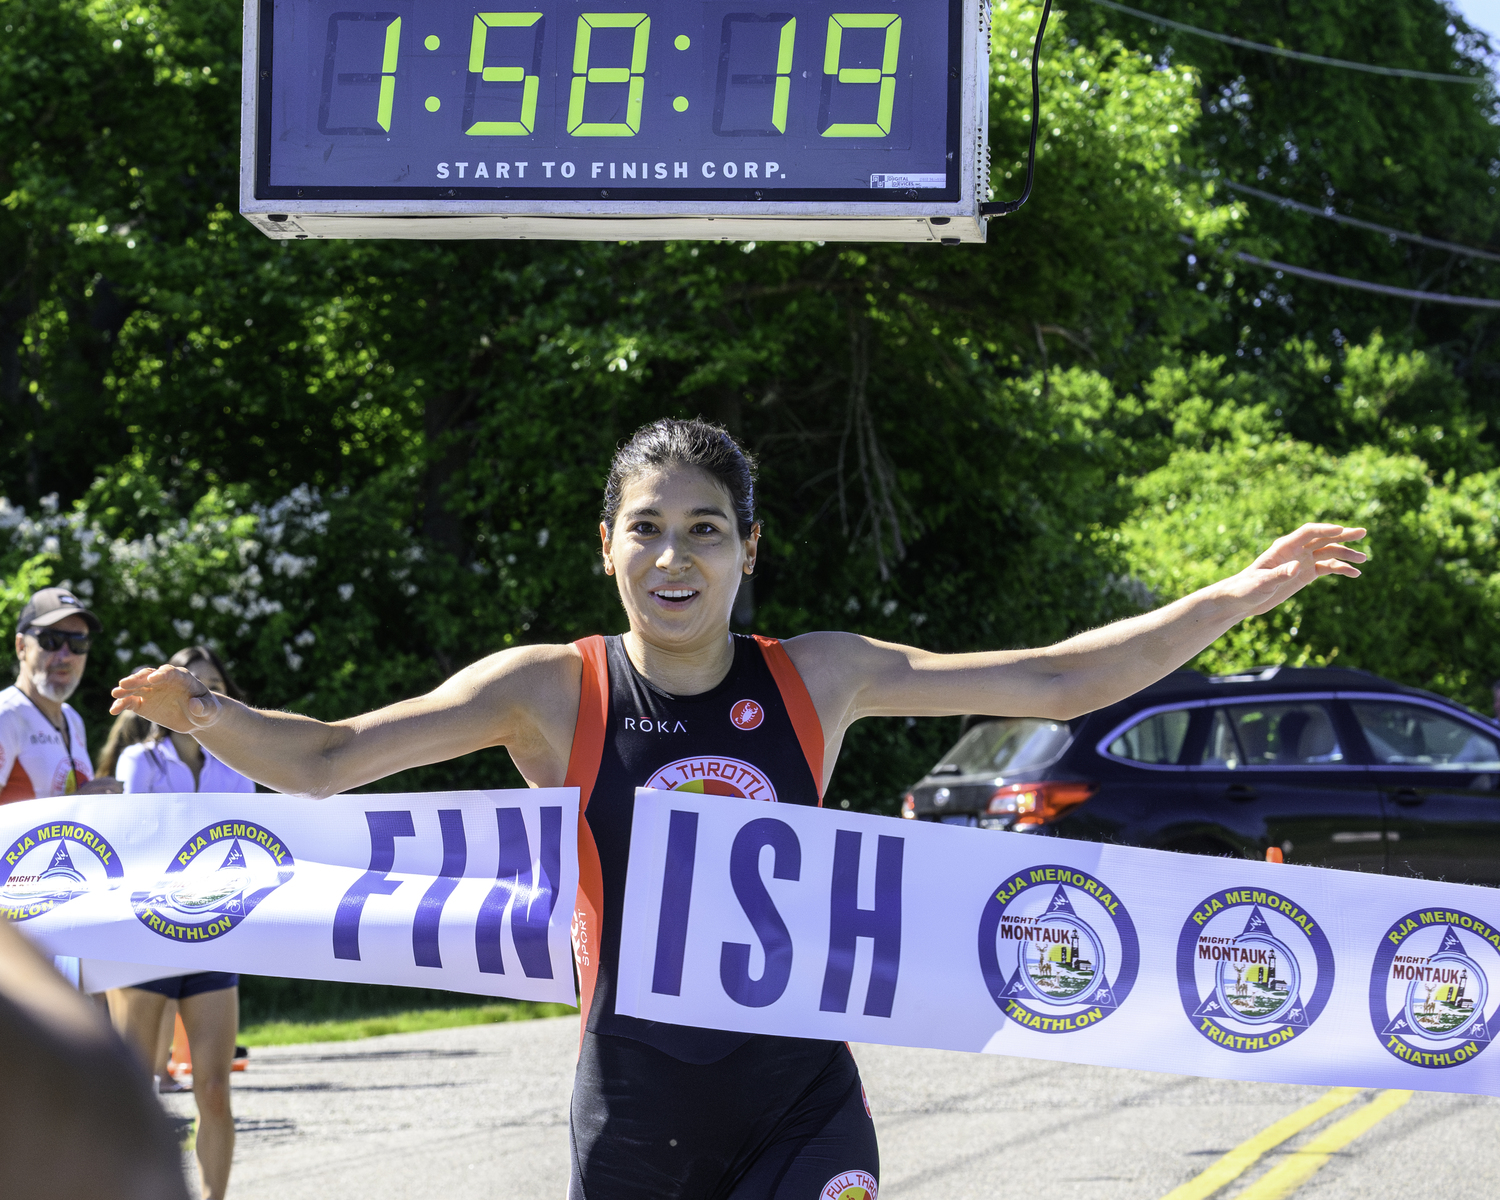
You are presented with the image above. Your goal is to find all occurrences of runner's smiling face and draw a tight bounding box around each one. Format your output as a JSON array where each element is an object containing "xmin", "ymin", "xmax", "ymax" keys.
[{"xmin": 601, "ymin": 466, "xmax": 758, "ymax": 651}]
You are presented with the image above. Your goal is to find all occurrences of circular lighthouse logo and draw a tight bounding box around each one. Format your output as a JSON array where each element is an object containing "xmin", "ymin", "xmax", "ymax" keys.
[
  {"xmin": 1177, "ymin": 887, "xmax": 1334, "ymax": 1053},
  {"xmin": 1370, "ymin": 908, "xmax": 1500, "ymax": 1070},
  {"xmin": 978, "ymin": 865, "xmax": 1139, "ymax": 1033},
  {"xmin": 133, "ymin": 819, "xmax": 295, "ymax": 943},
  {"xmin": 0, "ymin": 821, "xmax": 123, "ymax": 920}
]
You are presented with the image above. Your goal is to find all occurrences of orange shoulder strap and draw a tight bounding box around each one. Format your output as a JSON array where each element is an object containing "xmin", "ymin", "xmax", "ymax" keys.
[
  {"xmin": 753, "ymin": 635, "xmax": 826, "ymax": 804},
  {"xmin": 563, "ymin": 635, "xmax": 609, "ymax": 812},
  {"xmin": 564, "ymin": 635, "xmax": 609, "ymax": 1046}
]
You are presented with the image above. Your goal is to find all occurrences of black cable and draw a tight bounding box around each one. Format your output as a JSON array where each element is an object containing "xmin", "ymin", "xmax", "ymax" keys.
[
  {"xmin": 1218, "ymin": 178, "xmax": 1500, "ymax": 264},
  {"xmin": 1086, "ymin": 0, "xmax": 1485, "ymax": 84},
  {"xmin": 981, "ymin": 0, "xmax": 1054, "ymax": 219},
  {"xmin": 1235, "ymin": 252, "xmax": 1500, "ymax": 308}
]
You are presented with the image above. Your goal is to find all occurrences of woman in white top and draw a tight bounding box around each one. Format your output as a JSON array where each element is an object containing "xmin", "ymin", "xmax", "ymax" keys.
[{"xmin": 110, "ymin": 646, "xmax": 253, "ymax": 1200}]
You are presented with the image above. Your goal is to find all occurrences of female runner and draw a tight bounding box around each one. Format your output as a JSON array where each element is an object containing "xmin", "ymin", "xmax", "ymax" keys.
[
  {"xmin": 111, "ymin": 646, "xmax": 254, "ymax": 1200},
  {"xmin": 112, "ymin": 418, "xmax": 1366, "ymax": 1200}
]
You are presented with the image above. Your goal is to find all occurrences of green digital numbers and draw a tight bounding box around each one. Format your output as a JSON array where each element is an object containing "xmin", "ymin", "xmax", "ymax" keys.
[
  {"xmin": 377, "ymin": 17, "xmax": 401, "ymax": 131},
  {"xmin": 310, "ymin": 6, "xmax": 912, "ymax": 145},
  {"xmin": 317, "ymin": 11, "xmax": 401, "ymax": 137},
  {"xmin": 819, "ymin": 13, "xmax": 901, "ymax": 137},
  {"xmin": 712, "ymin": 14, "xmax": 796, "ymax": 137},
  {"xmin": 771, "ymin": 17, "xmax": 796, "ymax": 132},
  {"xmin": 568, "ymin": 13, "xmax": 651, "ymax": 136},
  {"xmin": 464, "ymin": 12, "xmax": 545, "ymax": 135}
]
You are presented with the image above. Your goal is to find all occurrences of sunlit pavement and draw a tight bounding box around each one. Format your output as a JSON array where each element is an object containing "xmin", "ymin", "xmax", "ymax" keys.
[
  {"xmin": 163, "ymin": 1018, "xmax": 575, "ymax": 1200},
  {"xmin": 163, "ymin": 1017, "xmax": 1500, "ymax": 1199}
]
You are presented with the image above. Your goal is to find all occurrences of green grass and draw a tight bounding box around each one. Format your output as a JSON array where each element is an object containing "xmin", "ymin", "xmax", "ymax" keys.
[
  {"xmin": 234, "ymin": 976, "xmax": 578, "ymax": 1046},
  {"xmin": 239, "ymin": 1000, "xmax": 577, "ymax": 1046}
]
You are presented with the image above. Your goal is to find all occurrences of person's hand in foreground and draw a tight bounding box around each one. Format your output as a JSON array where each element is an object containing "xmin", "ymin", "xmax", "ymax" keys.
[
  {"xmin": 0, "ymin": 918, "xmax": 191, "ymax": 1200},
  {"xmin": 111, "ymin": 665, "xmax": 223, "ymax": 735}
]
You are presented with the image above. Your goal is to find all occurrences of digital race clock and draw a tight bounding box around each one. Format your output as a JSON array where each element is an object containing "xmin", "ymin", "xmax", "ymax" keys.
[{"xmin": 239, "ymin": 0, "xmax": 991, "ymax": 241}]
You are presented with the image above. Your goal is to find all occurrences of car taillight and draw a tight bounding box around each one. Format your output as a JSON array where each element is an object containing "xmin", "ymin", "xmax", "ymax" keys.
[
  {"xmin": 988, "ymin": 781, "xmax": 1096, "ymax": 824},
  {"xmin": 901, "ymin": 793, "xmax": 916, "ymax": 819}
]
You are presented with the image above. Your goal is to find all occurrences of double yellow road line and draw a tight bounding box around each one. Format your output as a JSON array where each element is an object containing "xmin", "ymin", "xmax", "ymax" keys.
[{"xmin": 1161, "ymin": 1086, "xmax": 1412, "ymax": 1200}]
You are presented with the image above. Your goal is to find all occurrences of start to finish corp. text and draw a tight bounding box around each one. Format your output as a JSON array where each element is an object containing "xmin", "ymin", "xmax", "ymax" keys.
[{"xmin": 435, "ymin": 159, "xmax": 787, "ymax": 179}]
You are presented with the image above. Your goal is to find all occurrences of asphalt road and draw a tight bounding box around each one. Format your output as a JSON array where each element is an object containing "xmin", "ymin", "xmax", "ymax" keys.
[{"xmin": 164, "ymin": 1016, "xmax": 1500, "ymax": 1199}]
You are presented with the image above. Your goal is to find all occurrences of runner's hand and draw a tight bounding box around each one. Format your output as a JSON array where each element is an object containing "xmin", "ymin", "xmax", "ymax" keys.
[
  {"xmin": 1223, "ymin": 524, "xmax": 1368, "ymax": 615},
  {"xmin": 110, "ymin": 665, "xmax": 224, "ymax": 732}
]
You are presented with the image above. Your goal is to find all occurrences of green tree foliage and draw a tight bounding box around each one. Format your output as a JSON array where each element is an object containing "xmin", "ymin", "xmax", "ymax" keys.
[
  {"xmin": 1, "ymin": 0, "xmax": 1497, "ymax": 810},
  {"xmin": 0, "ymin": 0, "xmax": 239, "ymax": 501},
  {"xmin": 1123, "ymin": 431, "xmax": 1500, "ymax": 710},
  {"xmin": 1070, "ymin": 0, "xmax": 1500, "ymax": 388}
]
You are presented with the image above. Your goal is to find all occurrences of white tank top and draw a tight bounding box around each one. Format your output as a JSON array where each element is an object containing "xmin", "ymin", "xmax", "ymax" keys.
[{"xmin": 0, "ymin": 685, "xmax": 92, "ymax": 803}]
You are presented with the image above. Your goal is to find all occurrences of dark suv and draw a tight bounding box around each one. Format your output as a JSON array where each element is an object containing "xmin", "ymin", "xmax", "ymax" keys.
[{"xmin": 901, "ymin": 666, "xmax": 1500, "ymax": 885}]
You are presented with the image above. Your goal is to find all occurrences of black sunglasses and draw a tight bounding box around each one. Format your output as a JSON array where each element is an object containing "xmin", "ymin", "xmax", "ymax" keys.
[{"xmin": 27, "ymin": 628, "xmax": 92, "ymax": 654}]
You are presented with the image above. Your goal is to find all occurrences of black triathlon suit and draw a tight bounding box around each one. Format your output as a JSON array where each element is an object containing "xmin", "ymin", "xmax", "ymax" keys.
[{"xmin": 565, "ymin": 634, "xmax": 879, "ymax": 1200}]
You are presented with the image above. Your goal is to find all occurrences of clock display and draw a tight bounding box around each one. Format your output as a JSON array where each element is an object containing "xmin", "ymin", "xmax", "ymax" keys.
[{"xmin": 258, "ymin": 0, "xmax": 960, "ymax": 200}]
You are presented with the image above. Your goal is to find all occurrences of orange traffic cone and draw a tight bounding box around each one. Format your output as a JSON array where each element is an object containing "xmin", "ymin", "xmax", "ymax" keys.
[
  {"xmin": 166, "ymin": 1011, "xmax": 247, "ymax": 1082},
  {"xmin": 167, "ymin": 1013, "xmax": 192, "ymax": 1081}
]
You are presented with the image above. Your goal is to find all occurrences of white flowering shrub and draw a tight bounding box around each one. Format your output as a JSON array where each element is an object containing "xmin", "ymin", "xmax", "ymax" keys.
[
  {"xmin": 0, "ymin": 479, "xmax": 544, "ymax": 791},
  {"xmin": 3, "ymin": 487, "xmax": 303, "ymax": 663}
]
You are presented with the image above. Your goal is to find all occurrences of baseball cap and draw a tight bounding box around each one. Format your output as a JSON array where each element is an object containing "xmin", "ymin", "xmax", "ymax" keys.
[{"xmin": 17, "ymin": 588, "xmax": 103, "ymax": 635}]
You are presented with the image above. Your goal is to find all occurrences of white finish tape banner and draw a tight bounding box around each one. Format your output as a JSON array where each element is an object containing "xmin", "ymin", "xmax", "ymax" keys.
[
  {"xmin": 617, "ymin": 788, "xmax": 1500, "ymax": 1096},
  {"xmin": 0, "ymin": 789, "xmax": 578, "ymax": 1002}
]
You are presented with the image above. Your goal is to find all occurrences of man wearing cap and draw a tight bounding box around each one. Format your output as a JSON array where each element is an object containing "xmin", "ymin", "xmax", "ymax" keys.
[{"xmin": 1, "ymin": 588, "xmax": 122, "ymax": 802}]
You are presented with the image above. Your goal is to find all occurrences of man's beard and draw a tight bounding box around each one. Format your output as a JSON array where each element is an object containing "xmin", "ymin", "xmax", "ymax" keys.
[{"xmin": 31, "ymin": 668, "xmax": 79, "ymax": 704}]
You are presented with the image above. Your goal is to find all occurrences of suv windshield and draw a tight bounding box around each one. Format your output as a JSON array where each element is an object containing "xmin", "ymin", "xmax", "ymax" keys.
[{"xmin": 934, "ymin": 718, "xmax": 1073, "ymax": 777}]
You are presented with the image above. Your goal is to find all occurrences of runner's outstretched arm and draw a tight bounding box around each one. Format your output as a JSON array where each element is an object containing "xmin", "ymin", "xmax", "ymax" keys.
[
  {"xmin": 108, "ymin": 644, "xmax": 582, "ymax": 799},
  {"xmin": 790, "ymin": 523, "xmax": 1367, "ymax": 740}
]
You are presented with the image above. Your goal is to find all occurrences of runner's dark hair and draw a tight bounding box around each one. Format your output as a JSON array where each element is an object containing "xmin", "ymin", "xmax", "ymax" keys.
[
  {"xmin": 603, "ymin": 418, "xmax": 758, "ymax": 538},
  {"xmin": 167, "ymin": 645, "xmax": 247, "ymax": 704},
  {"xmin": 97, "ymin": 697, "xmax": 154, "ymax": 778}
]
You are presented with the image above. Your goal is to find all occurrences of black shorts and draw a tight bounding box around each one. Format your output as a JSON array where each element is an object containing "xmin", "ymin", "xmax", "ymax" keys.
[
  {"xmin": 130, "ymin": 972, "xmax": 239, "ymax": 1000},
  {"xmin": 569, "ymin": 1031, "xmax": 879, "ymax": 1200}
]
